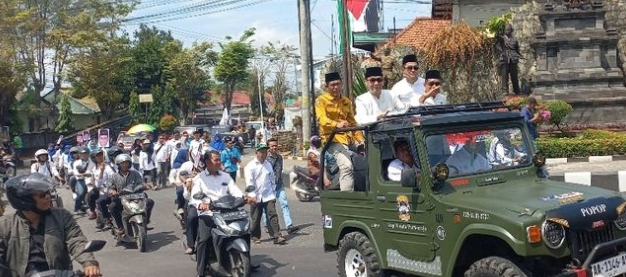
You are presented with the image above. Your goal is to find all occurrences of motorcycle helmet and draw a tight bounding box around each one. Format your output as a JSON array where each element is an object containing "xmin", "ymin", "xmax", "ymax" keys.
[
  {"xmin": 78, "ymin": 146, "xmax": 90, "ymax": 155},
  {"xmin": 310, "ymin": 135, "xmax": 322, "ymax": 149},
  {"xmin": 114, "ymin": 153, "xmax": 132, "ymax": 165},
  {"xmin": 34, "ymin": 149, "xmax": 49, "ymax": 160},
  {"xmin": 5, "ymin": 173, "xmax": 54, "ymax": 212},
  {"xmin": 107, "ymin": 146, "xmax": 124, "ymax": 160},
  {"xmin": 69, "ymin": 146, "xmax": 80, "ymax": 155},
  {"xmin": 90, "ymin": 148, "xmax": 104, "ymax": 159}
]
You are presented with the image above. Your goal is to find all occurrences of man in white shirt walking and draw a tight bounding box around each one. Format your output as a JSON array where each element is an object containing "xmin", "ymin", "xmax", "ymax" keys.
[
  {"xmin": 244, "ymin": 143, "xmax": 286, "ymax": 245},
  {"xmin": 154, "ymin": 134, "xmax": 172, "ymax": 190},
  {"xmin": 355, "ymin": 67, "xmax": 405, "ymax": 125},
  {"xmin": 390, "ymin": 54, "xmax": 425, "ymax": 107}
]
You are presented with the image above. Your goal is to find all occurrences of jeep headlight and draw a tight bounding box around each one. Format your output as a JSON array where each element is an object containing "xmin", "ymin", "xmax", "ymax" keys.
[
  {"xmin": 542, "ymin": 221, "xmax": 566, "ymax": 249},
  {"xmin": 614, "ymin": 213, "xmax": 626, "ymax": 230}
]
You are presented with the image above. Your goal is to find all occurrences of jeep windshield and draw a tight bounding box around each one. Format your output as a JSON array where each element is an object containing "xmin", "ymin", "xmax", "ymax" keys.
[{"xmin": 425, "ymin": 126, "xmax": 531, "ymax": 177}]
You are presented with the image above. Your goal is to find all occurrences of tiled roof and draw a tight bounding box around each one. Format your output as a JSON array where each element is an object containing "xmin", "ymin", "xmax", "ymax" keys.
[
  {"xmin": 207, "ymin": 91, "xmax": 251, "ymax": 106},
  {"xmin": 384, "ymin": 17, "xmax": 451, "ymax": 50}
]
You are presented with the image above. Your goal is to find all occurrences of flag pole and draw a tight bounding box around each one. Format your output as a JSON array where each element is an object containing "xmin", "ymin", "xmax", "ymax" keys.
[{"xmin": 339, "ymin": 0, "xmax": 354, "ymax": 101}]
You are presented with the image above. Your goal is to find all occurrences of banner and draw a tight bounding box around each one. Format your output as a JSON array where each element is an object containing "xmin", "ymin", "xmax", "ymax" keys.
[
  {"xmin": 83, "ymin": 131, "xmax": 91, "ymax": 143},
  {"xmin": 345, "ymin": 0, "xmax": 380, "ymax": 33},
  {"xmin": 98, "ymin": 129, "xmax": 110, "ymax": 148}
]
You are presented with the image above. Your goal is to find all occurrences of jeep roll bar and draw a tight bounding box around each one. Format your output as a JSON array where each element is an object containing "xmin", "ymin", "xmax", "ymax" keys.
[
  {"xmin": 318, "ymin": 125, "xmax": 368, "ymax": 191},
  {"xmin": 383, "ymin": 100, "xmax": 511, "ymax": 122}
]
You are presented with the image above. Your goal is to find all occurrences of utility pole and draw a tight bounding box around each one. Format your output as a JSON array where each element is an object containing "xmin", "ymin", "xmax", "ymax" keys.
[
  {"xmin": 298, "ymin": 0, "xmax": 313, "ymax": 150},
  {"xmin": 339, "ymin": 0, "xmax": 354, "ymax": 100}
]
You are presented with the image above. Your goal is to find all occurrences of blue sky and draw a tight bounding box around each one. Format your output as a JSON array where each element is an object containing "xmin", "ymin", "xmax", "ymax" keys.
[{"xmin": 121, "ymin": 0, "xmax": 432, "ymax": 59}]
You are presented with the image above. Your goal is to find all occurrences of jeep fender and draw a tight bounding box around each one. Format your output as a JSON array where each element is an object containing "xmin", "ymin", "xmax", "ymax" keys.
[
  {"xmin": 446, "ymin": 223, "xmax": 526, "ymax": 272},
  {"xmin": 331, "ymin": 220, "xmax": 384, "ymax": 263}
]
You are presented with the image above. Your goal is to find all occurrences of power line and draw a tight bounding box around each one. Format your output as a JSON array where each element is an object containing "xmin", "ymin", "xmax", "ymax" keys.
[{"xmin": 123, "ymin": 0, "xmax": 232, "ymax": 23}]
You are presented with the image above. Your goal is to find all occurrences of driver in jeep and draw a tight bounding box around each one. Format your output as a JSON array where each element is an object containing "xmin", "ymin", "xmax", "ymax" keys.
[{"xmin": 387, "ymin": 140, "xmax": 421, "ymax": 181}]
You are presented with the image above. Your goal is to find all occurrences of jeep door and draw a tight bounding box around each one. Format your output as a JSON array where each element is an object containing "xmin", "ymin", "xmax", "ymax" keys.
[{"xmin": 372, "ymin": 131, "xmax": 436, "ymax": 264}]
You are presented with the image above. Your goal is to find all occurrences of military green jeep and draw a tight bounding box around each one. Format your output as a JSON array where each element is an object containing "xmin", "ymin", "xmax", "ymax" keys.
[{"xmin": 320, "ymin": 102, "xmax": 626, "ymax": 277}]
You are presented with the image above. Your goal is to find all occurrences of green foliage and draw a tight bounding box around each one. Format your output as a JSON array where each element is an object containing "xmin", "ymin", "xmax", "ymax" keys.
[
  {"xmin": 484, "ymin": 13, "xmax": 512, "ymax": 36},
  {"xmin": 128, "ymin": 91, "xmax": 140, "ymax": 123},
  {"xmin": 352, "ymin": 69, "xmax": 368, "ymax": 98},
  {"xmin": 132, "ymin": 24, "xmax": 181, "ymax": 94},
  {"xmin": 578, "ymin": 129, "xmax": 626, "ymax": 140},
  {"xmin": 214, "ymin": 28, "xmax": 256, "ymax": 113},
  {"xmin": 158, "ymin": 114, "xmax": 177, "ymax": 132},
  {"xmin": 147, "ymin": 85, "xmax": 176, "ymax": 125},
  {"xmin": 542, "ymin": 100, "xmax": 573, "ymax": 127},
  {"xmin": 55, "ymin": 95, "xmax": 74, "ymax": 133},
  {"xmin": 537, "ymin": 137, "xmax": 626, "ymax": 158}
]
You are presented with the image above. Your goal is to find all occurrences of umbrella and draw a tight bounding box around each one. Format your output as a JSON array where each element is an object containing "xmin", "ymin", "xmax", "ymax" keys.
[{"xmin": 127, "ymin": 124, "xmax": 156, "ymax": 134}]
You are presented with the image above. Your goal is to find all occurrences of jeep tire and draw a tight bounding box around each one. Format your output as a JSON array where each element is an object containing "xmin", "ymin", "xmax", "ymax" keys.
[
  {"xmin": 464, "ymin": 257, "xmax": 529, "ymax": 277},
  {"xmin": 337, "ymin": 232, "xmax": 383, "ymax": 277}
]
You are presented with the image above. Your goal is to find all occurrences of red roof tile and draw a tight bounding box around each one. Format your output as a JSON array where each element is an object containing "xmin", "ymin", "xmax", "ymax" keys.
[
  {"xmin": 206, "ymin": 91, "xmax": 251, "ymax": 106},
  {"xmin": 384, "ymin": 17, "xmax": 451, "ymax": 50}
]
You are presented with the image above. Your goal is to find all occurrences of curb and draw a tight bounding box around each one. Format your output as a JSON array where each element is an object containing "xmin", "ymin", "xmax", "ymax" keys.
[
  {"xmin": 548, "ymin": 171, "xmax": 626, "ymax": 192},
  {"xmin": 546, "ymin": 155, "xmax": 626, "ymax": 165}
]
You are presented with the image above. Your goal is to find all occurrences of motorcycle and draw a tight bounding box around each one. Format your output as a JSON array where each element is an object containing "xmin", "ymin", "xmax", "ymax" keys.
[
  {"xmin": 185, "ymin": 187, "xmax": 254, "ymax": 277},
  {"xmin": 110, "ymin": 186, "xmax": 149, "ymax": 252},
  {"xmin": 0, "ymin": 156, "xmax": 17, "ymax": 182},
  {"xmin": 289, "ymin": 165, "xmax": 320, "ymax": 202},
  {"xmin": 50, "ymin": 181, "xmax": 64, "ymax": 209},
  {"xmin": 0, "ymin": 240, "xmax": 106, "ymax": 277}
]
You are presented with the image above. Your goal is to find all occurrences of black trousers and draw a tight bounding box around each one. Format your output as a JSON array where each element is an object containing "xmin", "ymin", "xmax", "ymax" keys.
[
  {"xmin": 196, "ymin": 215, "xmax": 217, "ymax": 276},
  {"xmin": 186, "ymin": 205, "xmax": 199, "ymax": 247},
  {"xmin": 96, "ymin": 194, "xmax": 111, "ymax": 218},
  {"xmin": 109, "ymin": 195, "xmax": 155, "ymax": 230},
  {"xmin": 250, "ymin": 200, "xmax": 280, "ymax": 239},
  {"xmin": 87, "ymin": 188, "xmax": 100, "ymax": 212},
  {"xmin": 500, "ymin": 61, "xmax": 521, "ymax": 95}
]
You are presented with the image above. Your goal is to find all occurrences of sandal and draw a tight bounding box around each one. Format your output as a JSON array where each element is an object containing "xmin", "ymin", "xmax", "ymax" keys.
[{"xmin": 252, "ymin": 238, "xmax": 261, "ymax": 245}]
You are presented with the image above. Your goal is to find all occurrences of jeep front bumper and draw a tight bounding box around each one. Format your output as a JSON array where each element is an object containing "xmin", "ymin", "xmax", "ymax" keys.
[{"xmin": 551, "ymin": 236, "xmax": 626, "ymax": 277}]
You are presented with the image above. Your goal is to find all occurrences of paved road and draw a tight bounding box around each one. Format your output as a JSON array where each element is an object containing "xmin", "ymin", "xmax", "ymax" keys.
[{"xmin": 6, "ymin": 156, "xmax": 338, "ymax": 277}]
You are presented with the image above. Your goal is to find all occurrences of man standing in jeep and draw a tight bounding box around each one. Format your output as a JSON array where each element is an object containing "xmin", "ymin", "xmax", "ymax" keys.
[{"xmin": 315, "ymin": 72, "xmax": 365, "ymax": 191}]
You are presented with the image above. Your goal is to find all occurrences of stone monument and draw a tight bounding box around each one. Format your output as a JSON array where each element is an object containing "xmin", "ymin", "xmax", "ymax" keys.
[{"xmin": 531, "ymin": 0, "xmax": 626, "ymax": 124}]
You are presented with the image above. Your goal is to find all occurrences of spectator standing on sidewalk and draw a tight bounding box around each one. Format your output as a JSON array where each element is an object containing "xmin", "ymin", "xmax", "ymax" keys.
[
  {"xmin": 154, "ymin": 135, "xmax": 172, "ymax": 190},
  {"xmin": 264, "ymin": 138, "xmax": 299, "ymax": 234},
  {"xmin": 244, "ymin": 143, "xmax": 286, "ymax": 245}
]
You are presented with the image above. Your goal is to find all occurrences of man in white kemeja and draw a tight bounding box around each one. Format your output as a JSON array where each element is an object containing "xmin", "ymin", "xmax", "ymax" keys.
[
  {"xmin": 387, "ymin": 140, "xmax": 421, "ymax": 182},
  {"xmin": 419, "ymin": 70, "xmax": 447, "ymax": 106},
  {"xmin": 355, "ymin": 67, "xmax": 405, "ymax": 125},
  {"xmin": 140, "ymin": 139, "xmax": 157, "ymax": 188},
  {"xmin": 154, "ymin": 134, "xmax": 172, "ymax": 190},
  {"xmin": 390, "ymin": 54, "xmax": 425, "ymax": 107},
  {"xmin": 31, "ymin": 149, "xmax": 61, "ymax": 181},
  {"xmin": 189, "ymin": 150, "xmax": 251, "ymax": 277},
  {"xmin": 244, "ymin": 143, "xmax": 286, "ymax": 245}
]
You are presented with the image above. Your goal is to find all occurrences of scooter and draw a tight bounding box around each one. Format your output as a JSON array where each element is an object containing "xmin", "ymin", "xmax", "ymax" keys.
[
  {"xmin": 185, "ymin": 187, "xmax": 254, "ymax": 277},
  {"xmin": 289, "ymin": 165, "xmax": 320, "ymax": 202},
  {"xmin": 110, "ymin": 186, "xmax": 149, "ymax": 252},
  {"xmin": 0, "ymin": 240, "xmax": 106, "ymax": 277},
  {"xmin": 0, "ymin": 156, "xmax": 16, "ymax": 183},
  {"xmin": 50, "ymin": 182, "xmax": 64, "ymax": 209}
]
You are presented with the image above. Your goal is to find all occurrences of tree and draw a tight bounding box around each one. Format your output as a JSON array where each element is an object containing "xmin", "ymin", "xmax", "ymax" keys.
[
  {"xmin": 128, "ymin": 90, "xmax": 140, "ymax": 123},
  {"xmin": 214, "ymin": 28, "xmax": 256, "ymax": 118},
  {"xmin": 55, "ymin": 94, "xmax": 74, "ymax": 133},
  {"xmin": 165, "ymin": 42, "xmax": 217, "ymax": 125},
  {"xmin": 248, "ymin": 68, "xmax": 269, "ymax": 117},
  {"xmin": 68, "ymin": 36, "xmax": 135, "ymax": 119},
  {"xmin": 0, "ymin": 0, "xmax": 27, "ymax": 126},
  {"xmin": 132, "ymin": 25, "xmax": 180, "ymax": 94},
  {"xmin": 147, "ymin": 84, "xmax": 176, "ymax": 125},
  {"xmin": 259, "ymin": 41, "xmax": 298, "ymax": 124}
]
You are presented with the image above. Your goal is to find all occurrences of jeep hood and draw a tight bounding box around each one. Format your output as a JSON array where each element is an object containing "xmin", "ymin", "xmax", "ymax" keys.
[{"xmin": 442, "ymin": 179, "xmax": 626, "ymax": 231}]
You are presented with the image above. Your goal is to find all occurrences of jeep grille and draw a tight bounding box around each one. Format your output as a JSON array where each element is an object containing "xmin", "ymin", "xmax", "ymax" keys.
[{"xmin": 568, "ymin": 227, "xmax": 614, "ymax": 261}]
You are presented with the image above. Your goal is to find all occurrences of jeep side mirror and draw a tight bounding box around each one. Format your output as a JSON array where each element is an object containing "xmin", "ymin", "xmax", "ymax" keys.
[{"xmin": 401, "ymin": 169, "xmax": 417, "ymax": 188}]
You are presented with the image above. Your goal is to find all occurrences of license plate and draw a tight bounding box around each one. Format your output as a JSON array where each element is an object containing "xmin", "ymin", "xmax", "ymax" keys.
[
  {"xmin": 592, "ymin": 253, "xmax": 626, "ymax": 277},
  {"xmin": 124, "ymin": 193, "xmax": 144, "ymax": 200},
  {"xmin": 221, "ymin": 210, "xmax": 247, "ymax": 220}
]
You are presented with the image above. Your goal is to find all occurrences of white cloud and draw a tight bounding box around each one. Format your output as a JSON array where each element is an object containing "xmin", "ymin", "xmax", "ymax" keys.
[{"xmin": 248, "ymin": 21, "xmax": 300, "ymax": 48}]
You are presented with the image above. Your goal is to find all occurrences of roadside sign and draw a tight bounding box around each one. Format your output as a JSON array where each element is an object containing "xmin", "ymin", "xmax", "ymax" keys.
[{"xmin": 98, "ymin": 129, "xmax": 110, "ymax": 148}]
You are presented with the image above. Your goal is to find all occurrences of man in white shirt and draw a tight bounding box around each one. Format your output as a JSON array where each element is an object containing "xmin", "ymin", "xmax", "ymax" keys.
[
  {"xmin": 244, "ymin": 143, "xmax": 286, "ymax": 245},
  {"xmin": 419, "ymin": 70, "xmax": 447, "ymax": 106},
  {"xmin": 31, "ymin": 149, "xmax": 61, "ymax": 181},
  {"xmin": 189, "ymin": 150, "xmax": 252, "ymax": 274},
  {"xmin": 390, "ymin": 54, "xmax": 425, "ymax": 107},
  {"xmin": 488, "ymin": 130, "xmax": 526, "ymax": 166},
  {"xmin": 73, "ymin": 147, "xmax": 96, "ymax": 215},
  {"xmin": 154, "ymin": 134, "xmax": 172, "ymax": 190},
  {"xmin": 355, "ymin": 67, "xmax": 406, "ymax": 125},
  {"xmin": 445, "ymin": 134, "xmax": 491, "ymax": 176},
  {"xmin": 387, "ymin": 140, "xmax": 421, "ymax": 182},
  {"xmin": 189, "ymin": 130, "xmax": 204, "ymax": 164}
]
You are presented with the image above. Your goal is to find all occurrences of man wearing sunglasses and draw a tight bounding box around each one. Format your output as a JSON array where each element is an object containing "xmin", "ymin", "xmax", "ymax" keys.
[
  {"xmin": 355, "ymin": 67, "xmax": 405, "ymax": 125},
  {"xmin": 419, "ymin": 70, "xmax": 447, "ymax": 106},
  {"xmin": 390, "ymin": 54, "xmax": 425, "ymax": 107},
  {"xmin": 0, "ymin": 173, "xmax": 101, "ymax": 277}
]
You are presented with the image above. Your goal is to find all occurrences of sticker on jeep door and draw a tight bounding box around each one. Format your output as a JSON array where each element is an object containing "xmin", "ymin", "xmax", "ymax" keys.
[{"xmin": 397, "ymin": 195, "xmax": 411, "ymax": 221}]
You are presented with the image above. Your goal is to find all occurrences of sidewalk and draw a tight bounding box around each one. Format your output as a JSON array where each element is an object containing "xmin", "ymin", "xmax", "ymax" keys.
[{"xmin": 547, "ymin": 160, "xmax": 626, "ymax": 175}]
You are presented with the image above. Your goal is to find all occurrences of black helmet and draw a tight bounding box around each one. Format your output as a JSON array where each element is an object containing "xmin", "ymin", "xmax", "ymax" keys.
[
  {"xmin": 5, "ymin": 173, "xmax": 54, "ymax": 211},
  {"xmin": 310, "ymin": 135, "xmax": 322, "ymax": 149},
  {"xmin": 69, "ymin": 146, "xmax": 80, "ymax": 154},
  {"xmin": 107, "ymin": 146, "xmax": 124, "ymax": 159},
  {"xmin": 78, "ymin": 146, "xmax": 89, "ymax": 155},
  {"xmin": 90, "ymin": 148, "xmax": 104, "ymax": 158}
]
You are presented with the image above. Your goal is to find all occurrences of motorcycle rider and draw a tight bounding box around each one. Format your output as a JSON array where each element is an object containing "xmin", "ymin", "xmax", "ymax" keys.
[
  {"xmin": 88, "ymin": 149, "xmax": 114, "ymax": 220},
  {"xmin": 73, "ymin": 147, "xmax": 96, "ymax": 215},
  {"xmin": 93, "ymin": 146, "xmax": 123, "ymax": 230},
  {"xmin": 108, "ymin": 154, "xmax": 155, "ymax": 237},
  {"xmin": 189, "ymin": 150, "xmax": 253, "ymax": 276},
  {"xmin": 0, "ymin": 173, "xmax": 101, "ymax": 277},
  {"xmin": 31, "ymin": 149, "xmax": 61, "ymax": 182}
]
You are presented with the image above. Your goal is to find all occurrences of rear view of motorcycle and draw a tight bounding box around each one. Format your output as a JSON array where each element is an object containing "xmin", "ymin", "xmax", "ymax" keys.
[
  {"xmin": 110, "ymin": 186, "xmax": 149, "ymax": 252},
  {"xmin": 289, "ymin": 165, "xmax": 320, "ymax": 202}
]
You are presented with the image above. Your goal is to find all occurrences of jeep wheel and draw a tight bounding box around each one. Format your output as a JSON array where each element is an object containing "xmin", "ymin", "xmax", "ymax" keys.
[
  {"xmin": 337, "ymin": 232, "xmax": 383, "ymax": 277},
  {"xmin": 464, "ymin": 257, "xmax": 528, "ymax": 277}
]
